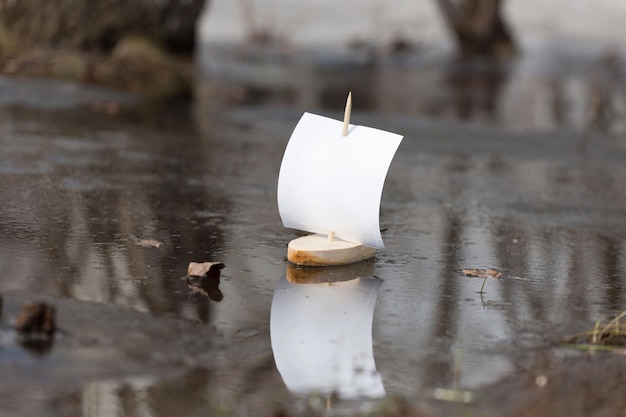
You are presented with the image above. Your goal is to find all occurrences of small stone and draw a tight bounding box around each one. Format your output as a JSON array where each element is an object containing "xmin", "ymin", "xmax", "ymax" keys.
[
  {"xmin": 187, "ymin": 262, "xmax": 225, "ymax": 277},
  {"xmin": 15, "ymin": 301, "xmax": 56, "ymax": 338}
]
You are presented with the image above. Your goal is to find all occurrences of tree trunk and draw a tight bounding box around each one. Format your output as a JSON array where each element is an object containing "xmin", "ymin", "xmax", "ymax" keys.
[{"xmin": 437, "ymin": 0, "xmax": 517, "ymax": 58}]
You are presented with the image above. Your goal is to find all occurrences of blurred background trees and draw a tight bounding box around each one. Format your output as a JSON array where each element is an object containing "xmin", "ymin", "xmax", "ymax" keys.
[
  {"xmin": 0, "ymin": 0, "xmax": 207, "ymax": 96},
  {"xmin": 0, "ymin": 0, "xmax": 205, "ymax": 55}
]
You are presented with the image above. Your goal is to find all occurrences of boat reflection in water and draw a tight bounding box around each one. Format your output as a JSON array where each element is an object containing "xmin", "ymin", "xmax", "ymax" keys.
[{"xmin": 270, "ymin": 260, "xmax": 385, "ymax": 400}]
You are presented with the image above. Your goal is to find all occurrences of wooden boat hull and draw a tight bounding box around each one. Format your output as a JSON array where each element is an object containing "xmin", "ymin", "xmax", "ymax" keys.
[{"xmin": 287, "ymin": 234, "xmax": 376, "ymax": 266}]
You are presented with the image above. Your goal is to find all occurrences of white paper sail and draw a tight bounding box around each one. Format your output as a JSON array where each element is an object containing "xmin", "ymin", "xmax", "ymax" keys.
[{"xmin": 277, "ymin": 113, "xmax": 403, "ymax": 249}]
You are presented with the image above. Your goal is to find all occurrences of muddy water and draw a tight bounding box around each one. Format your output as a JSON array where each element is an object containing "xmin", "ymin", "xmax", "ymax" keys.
[{"xmin": 0, "ymin": 51, "xmax": 626, "ymax": 417}]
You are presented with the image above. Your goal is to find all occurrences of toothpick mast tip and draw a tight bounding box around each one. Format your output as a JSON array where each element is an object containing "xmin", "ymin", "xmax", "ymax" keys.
[{"xmin": 342, "ymin": 92, "xmax": 352, "ymax": 137}]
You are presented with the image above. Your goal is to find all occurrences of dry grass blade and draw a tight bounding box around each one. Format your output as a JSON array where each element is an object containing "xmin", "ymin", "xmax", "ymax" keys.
[
  {"xmin": 564, "ymin": 310, "xmax": 626, "ymax": 349},
  {"xmin": 599, "ymin": 310, "xmax": 626, "ymax": 336}
]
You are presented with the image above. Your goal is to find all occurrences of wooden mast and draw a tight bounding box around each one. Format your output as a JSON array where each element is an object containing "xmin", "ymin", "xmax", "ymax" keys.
[
  {"xmin": 342, "ymin": 92, "xmax": 352, "ymax": 137},
  {"xmin": 329, "ymin": 92, "xmax": 351, "ymax": 243}
]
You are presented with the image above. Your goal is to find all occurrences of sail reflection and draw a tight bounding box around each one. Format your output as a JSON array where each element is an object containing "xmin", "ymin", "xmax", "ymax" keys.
[{"xmin": 270, "ymin": 262, "xmax": 385, "ymax": 399}]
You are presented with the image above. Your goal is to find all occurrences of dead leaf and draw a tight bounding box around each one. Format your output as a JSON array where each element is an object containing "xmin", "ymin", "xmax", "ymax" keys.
[
  {"xmin": 128, "ymin": 235, "xmax": 165, "ymax": 248},
  {"xmin": 460, "ymin": 268, "xmax": 502, "ymax": 279},
  {"xmin": 188, "ymin": 262, "xmax": 225, "ymax": 277}
]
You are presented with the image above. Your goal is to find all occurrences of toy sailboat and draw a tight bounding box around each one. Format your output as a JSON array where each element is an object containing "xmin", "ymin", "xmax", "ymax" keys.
[{"xmin": 277, "ymin": 93, "xmax": 403, "ymax": 266}]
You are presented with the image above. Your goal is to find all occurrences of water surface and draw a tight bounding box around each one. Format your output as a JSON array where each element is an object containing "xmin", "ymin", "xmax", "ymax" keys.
[{"xmin": 0, "ymin": 52, "xmax": 625, "ymax": 416}]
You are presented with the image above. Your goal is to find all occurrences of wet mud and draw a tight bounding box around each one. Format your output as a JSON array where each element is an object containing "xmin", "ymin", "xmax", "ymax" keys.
[{"xmin": 0, "ymin": 48, "xmax": 625, "ymax": 417}]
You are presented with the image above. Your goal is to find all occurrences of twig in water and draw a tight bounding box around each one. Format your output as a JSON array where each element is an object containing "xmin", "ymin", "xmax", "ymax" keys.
[{"xmin": 479, "ymin": 276, "xmax": 488, "ymax": 294}]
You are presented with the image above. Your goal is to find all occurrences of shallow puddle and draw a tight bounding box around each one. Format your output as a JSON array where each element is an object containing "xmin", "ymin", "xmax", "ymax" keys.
[{"xmin": 0, "ymin": 49, "xmax": 625, "ymax": 416}]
